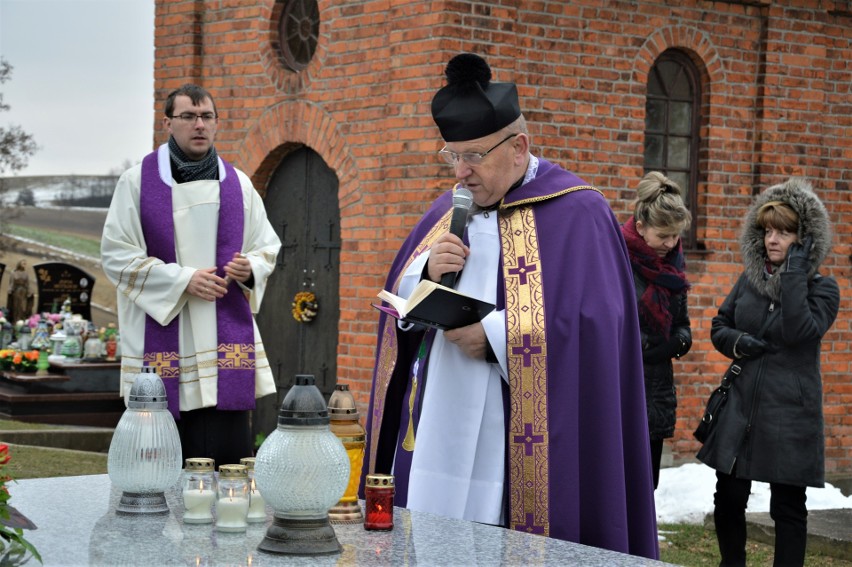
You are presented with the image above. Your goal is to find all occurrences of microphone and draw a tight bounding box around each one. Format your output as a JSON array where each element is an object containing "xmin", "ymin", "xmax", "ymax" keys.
[{"xmin": 440, "ymin": 187, "xmax": 473, "ymax": 288}]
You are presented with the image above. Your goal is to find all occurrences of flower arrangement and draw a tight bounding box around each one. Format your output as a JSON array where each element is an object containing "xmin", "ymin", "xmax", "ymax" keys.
[
  {"xmin": 0, "ymin": 350, "xmax": 40, "ymax": 373},
  {"xmin": 0, "ymin": 444, "xmax": 41, "ymax": 564}
]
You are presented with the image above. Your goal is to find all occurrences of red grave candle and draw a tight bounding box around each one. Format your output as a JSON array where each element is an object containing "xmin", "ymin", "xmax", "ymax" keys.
[{"xmin": 364, "ymin": 474, "xmax": 394, "ymax": 531}]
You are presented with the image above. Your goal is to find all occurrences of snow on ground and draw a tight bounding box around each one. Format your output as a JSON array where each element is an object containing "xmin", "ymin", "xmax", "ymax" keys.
[{"xmin": 656, "ymin": 462, "xmax": 852, "ymax": 525}]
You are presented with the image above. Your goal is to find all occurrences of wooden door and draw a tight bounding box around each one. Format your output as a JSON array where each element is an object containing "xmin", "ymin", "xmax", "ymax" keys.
[{"xmin": 254, "ymin": 147, "xmax": 340, "ymax": 436}]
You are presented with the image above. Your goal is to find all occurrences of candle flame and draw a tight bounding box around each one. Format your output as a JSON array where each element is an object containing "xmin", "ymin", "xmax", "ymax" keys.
[
  {"xmin": 250, "ymin": 478, "xmax": 256, "ymax": 492},
  {"xmin": 376, "ymin": 504, "xmax": 383, "ymax": 512},
  {"xmin": 228, "ymin": 487, "xmax": 234, "ymax": 501},
  {"xmin": 200, "ymin": 479, "xmax": 205, "ymax": 491}
]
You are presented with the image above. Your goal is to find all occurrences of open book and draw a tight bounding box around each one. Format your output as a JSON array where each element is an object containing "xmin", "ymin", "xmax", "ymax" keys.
[{"xmin": 374, "ymin": 280, "xmax": 496, "ymax": 331}]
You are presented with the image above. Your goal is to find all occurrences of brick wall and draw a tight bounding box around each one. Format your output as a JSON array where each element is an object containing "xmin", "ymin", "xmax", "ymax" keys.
[{"xmin": 154, "ymin": 0, "xmax": 852, "ymax": 475}]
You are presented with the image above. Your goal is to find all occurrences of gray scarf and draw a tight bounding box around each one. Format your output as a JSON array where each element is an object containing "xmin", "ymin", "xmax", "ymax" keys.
[{"xmin": 168, "ymin": 136, "xmax": 219, "ymax": 182}]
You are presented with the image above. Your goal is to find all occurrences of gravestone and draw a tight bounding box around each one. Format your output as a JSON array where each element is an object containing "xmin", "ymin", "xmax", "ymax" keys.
[{"xmin": 33, "ymin": 262, "xmax": 95, "ymax": 320}]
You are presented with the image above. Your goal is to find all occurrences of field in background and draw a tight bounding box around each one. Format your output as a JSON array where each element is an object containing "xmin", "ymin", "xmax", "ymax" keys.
[{"xmin": 1, "ymin": 207, "xmax": 117, "ymax": 327}]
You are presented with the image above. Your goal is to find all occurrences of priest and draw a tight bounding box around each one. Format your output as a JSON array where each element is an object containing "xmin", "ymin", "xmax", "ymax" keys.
[
  {"xmin": 361, "ymin": 53, "xmax": 659, "ymax": 559},
  {"xmin": 101, "ymin": 84, "xmax": 281, "ymax": 467}
]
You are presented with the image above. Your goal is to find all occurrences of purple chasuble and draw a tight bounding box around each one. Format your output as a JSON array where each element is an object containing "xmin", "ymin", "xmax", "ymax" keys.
[
  {"xmin": 140, "ymin": 150, "xmax": 256, "ymax": 418},
  {"xmin": 361, "ymin": 159, "xmax": 659, "ymax": 559}
]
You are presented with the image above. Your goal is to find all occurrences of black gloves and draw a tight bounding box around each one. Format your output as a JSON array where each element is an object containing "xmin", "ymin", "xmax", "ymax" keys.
[
  {"xmin": 735, "ymin": 333, "xmax": 776, "ymax": 358},
  {"xmin": 786, "ymin": 235, "xmax": 813, "ymax": 274},
  {"xmin": 643, "ymin": 333, "xmax": 690, "ymax": 364}
]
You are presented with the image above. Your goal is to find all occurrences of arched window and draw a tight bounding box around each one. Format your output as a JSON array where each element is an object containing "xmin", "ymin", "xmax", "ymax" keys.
[{"xmin": 644, "ymin": 50, "xmax": 701, "ymax": 248}]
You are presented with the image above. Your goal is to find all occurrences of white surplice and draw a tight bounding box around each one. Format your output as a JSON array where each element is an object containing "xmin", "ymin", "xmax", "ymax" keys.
[
  {"xmin": 395, "ymin": 210, "xmax": 509, "ymax": 525},
  {"xmin": 101, "ymin": 145, "xmax": 281, "ymax": 411}
]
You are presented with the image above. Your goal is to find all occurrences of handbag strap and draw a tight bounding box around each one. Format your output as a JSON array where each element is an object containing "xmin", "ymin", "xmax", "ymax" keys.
[{"xmin": 721, "ymin": 307, "xmax": 780, "ymax": 389}]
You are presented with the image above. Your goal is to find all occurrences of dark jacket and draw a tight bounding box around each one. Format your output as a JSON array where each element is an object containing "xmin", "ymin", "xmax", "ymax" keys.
[
  {"xmin": 634, "ymin": 272, "xmax": 691, "ymax": 440},
  {"xmin": 697, "ymin": 178, "xmax": 840, "ymax": 487}
]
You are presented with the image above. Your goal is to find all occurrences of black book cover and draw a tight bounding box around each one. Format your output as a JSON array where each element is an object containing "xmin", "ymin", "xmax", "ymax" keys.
[{"xmin": 374, "ymin": 281, "xmax": 495, "ymax": 331}]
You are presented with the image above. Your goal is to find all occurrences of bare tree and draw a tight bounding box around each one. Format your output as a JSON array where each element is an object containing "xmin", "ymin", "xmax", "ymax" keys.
[
  {"xmin": 1, "ymin": 57, "xmax": 39, "ymax": 255},
  {"xmin": 0, "ymin": 58, "xmax": 38, "ymax": 174}
]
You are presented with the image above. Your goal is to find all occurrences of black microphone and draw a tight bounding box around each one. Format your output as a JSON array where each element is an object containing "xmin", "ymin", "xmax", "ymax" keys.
[{"xmin": 440, "ymin": 187, "xmax": 473, "ymax": 288}]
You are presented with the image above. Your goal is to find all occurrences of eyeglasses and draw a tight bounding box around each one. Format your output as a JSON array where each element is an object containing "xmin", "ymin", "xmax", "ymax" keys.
[
  {"xmin": 169, "ymin": 112, "xmax": 217, "ymax": 125},
  {"xmin": 438, "ymin": 133, "xmax": 518, "ymax": 165}
]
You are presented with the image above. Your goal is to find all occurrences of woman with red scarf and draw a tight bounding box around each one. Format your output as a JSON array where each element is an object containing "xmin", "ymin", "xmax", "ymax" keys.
[{"xmin": 622, "ymin": 171, "xmax": 692, "ymax": 489}]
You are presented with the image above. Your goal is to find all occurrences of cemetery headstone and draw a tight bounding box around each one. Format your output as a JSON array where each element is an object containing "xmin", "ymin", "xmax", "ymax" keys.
[{"xmin": 34, "ymin": 262, "xmax": 95, "ymax": 321}]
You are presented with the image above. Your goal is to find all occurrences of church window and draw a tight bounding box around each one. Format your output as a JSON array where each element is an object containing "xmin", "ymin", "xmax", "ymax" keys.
[
  {"xmin": 277, "ymin": 0, "xmax": 319, "ymax": 72},
  {"xmin": 644, "ymin": 49, "xmax": 701, "ymax": 248}
]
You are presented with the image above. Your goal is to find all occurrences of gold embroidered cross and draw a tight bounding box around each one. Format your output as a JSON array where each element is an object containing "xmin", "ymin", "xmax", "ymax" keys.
[
  {"xmin": 143, "ymin": 352, "xmax": 180, "ymax": 378},
  {"xmin": 219, "ymin": 344, "xmax": 254, "ymax": 369}
]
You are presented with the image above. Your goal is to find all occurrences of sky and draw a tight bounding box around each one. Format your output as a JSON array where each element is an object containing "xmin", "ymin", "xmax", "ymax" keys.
[
  {"xmin": 0, "ymin": 0, "xmax": 155, "ymax": 177},
  {"xmin": 655, "ymin": 462, "xmax": 851, "ymax": 525}
]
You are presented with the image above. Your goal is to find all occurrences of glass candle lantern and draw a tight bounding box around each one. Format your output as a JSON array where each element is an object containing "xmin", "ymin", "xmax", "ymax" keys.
[
  {"xmin": 254, "ymin": 374, "xmax": 350, "ymax": 556},
  {"xmin": 364, "ymin": 474, "xmax": 394, "ymax": 531},
  {"xmin": 215, "ymin": 464, "xmax": 250, "ymax": 532},
  {"xmin": 35, "ymin": 349, "xmax": 50, "ymax": 377},
  {"xmin": 182, "ymin": 458, "xmax": 216, "ymax": 524},
  {"xmin": 48, "ymin": 329, "xmax": 66, "ymax": 363},
  {"xmin": 327, "ymin": 383, "xmax": 366, "ymax": 524},
  {"xmin": 60, "ymin": 324, "xmax": 83, "ymax": 359},
  {"xmin": 0, "ymin": 322, "xmax": 13, "ymax": 349},
  {"xmin": 107, "ymin": 367, "xmax": 183, "ymax": 514},
  {"xmin": 240, "ymin": 457, "xmax": 266, "ymax": 523},
  {"xmin": 30, "ymin": 319, "xmax": 51, "ymax": 351},
  {"xmin": 18, "ymin": 326, "xmax": 31, "ymax": 351}
]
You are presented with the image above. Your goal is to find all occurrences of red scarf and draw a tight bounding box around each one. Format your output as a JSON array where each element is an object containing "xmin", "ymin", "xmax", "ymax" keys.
[{"xmin": 621, "ymin": 217, "xmax": 689, "ymax": 338}]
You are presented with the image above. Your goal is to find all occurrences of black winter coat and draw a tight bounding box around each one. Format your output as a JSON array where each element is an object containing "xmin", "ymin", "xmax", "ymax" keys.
[
  {"xmin": 634, "ymin": 271, "xmax": 692, "ymax": 440},
  {"xmin": 697, "ymin": 178, "xmax": 840, "ymax": 488}
]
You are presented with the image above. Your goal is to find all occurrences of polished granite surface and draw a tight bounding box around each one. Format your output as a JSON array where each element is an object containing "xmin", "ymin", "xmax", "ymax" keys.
[{"xmin": 10, "ymin": 475, "xmax": 670, "ymax": 566}]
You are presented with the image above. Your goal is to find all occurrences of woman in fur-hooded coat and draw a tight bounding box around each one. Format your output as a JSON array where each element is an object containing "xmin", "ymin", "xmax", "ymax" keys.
[{"xmin": 697, "ymin": 178, "xmax": 839, "ymax": 567}]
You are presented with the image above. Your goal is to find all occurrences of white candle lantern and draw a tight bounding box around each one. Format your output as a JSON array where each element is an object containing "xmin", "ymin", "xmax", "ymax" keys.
[
  {"xmin": 215, "ymin": 464, "xmax": 250, "ymax": 532},
  {"xmin": 182, "ymin": 457, "xmax": 216, "ymax": 524},
  {"xmin": 254, "ymin": 374, "xmax": 350, "ymax": 555},
  {"xmin": 240, "ymin": 457, "xmax": 267, "ymax": 523},
  {"xmin": 107, "ymin": 366, "xmax": 182, "ymax": 514}
]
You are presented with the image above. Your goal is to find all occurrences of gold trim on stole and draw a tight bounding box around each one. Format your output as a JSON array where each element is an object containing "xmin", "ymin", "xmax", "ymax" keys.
[
  {"xmin": 366, "ymin": 205, "xmax": 454, "ymax": 474},
  {"xmin": 501, "ymin": 206, "xmax": 550, "ymax": 536}
]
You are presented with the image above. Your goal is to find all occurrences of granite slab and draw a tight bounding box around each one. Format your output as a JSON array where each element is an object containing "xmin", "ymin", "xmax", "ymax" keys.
[{"xmin": 9, "ymin": 474, "xmax": 672, "ymax": 566}]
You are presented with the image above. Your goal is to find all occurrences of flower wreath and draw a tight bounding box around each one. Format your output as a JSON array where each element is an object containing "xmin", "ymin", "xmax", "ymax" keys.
[{"xmin": 291, "ymin": 291, "xmax": 318, "ymax": 323}]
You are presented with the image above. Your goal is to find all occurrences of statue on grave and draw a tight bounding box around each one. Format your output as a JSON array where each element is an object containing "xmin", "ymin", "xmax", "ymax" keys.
[{"xmin": 7, "ymin": 260, "xmax": 34, "ymax": 324}]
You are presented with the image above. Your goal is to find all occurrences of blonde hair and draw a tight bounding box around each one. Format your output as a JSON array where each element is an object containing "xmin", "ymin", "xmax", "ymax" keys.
[{"xmin": 633, "ymin": 171, "xmax": 692, "ymax": 233}]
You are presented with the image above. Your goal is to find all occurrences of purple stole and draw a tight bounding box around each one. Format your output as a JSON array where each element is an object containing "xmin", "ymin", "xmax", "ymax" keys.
[{"xmin": 140, "ymin": 150, "xmax": 256, "ymax": 418}]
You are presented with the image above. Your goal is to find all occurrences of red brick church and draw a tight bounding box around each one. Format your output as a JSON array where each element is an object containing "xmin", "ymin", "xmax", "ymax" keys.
[{"xmin": 153, "ymin": 0, "xmax": 852, "ymax": 478}]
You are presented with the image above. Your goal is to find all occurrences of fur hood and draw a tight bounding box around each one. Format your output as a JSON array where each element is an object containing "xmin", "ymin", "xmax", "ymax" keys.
[{"xmin": 740, "ymin": 178, "xmax": 833, "ymax": 301}]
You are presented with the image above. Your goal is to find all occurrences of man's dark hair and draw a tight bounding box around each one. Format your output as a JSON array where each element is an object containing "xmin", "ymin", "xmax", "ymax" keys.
[{"xmin": 164, "ymin": 84, "xmax": 217, "ymax": 117}]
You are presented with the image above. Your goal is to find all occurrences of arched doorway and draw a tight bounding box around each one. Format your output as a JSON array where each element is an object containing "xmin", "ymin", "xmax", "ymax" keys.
[{"xmin": 254, "ymin": 146, "xmax": 340, "ymax": 436}]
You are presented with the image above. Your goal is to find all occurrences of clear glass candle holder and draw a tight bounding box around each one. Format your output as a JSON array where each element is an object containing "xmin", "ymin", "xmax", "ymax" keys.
[
  {"xmin": 107, "ymin": 367, "xmax": 182, "ymax": 514},
  {"xmin": 182, "ymin": 458, "xmax": 216, "ymax": 524},
  {"xmin": 215, "ymin": 464, "xmax": 250, "ymax": 532},
  {"xmin": 240, "ymin": 457, "xmax": 266, "ymax": 523},
  {"xmin": 254, "ymin": 374, "xmax": 350, "ymax": 555}
]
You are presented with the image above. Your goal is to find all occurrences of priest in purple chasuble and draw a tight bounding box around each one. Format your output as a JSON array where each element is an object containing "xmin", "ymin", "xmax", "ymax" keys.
[
  {"xmin": 101, "ymin": 84, "xmax": 281, "ymax": 467},
  {"xmin": 361, "ymin": 54, "xmax": 659, "ymax": 559}
]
